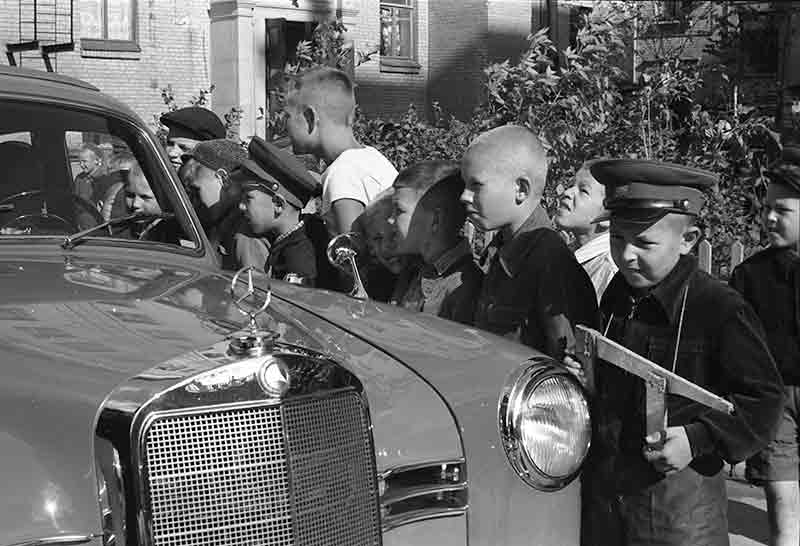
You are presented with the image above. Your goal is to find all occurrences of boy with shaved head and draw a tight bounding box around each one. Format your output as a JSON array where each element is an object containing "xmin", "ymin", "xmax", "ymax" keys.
[
  {"xmin": 582, "ymin": 159, "xmax": 783, "ymax": 545},
  {"xmin": 284, "ymin": 67, "xmax": 397, "ymax": 235},
  {"xmin": 730, "ymin": 148, "xmax": 800, "ymax": 546},
  {"xmin": 460, "ymin": 125, "xmax": 598, "ymax": 358},
  {"xmin": 387, "ymin": 160, "xmax": 481, "ymax": 324}
]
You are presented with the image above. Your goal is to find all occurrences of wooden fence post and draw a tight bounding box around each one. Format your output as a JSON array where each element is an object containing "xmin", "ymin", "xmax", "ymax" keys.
[
  {"xmin": 698, "ymin": 240, "xmax": 712, "ymax": 274},
  {"xmin": 730, "ymin": 240, "xmax": 745, "ymax": 272}
]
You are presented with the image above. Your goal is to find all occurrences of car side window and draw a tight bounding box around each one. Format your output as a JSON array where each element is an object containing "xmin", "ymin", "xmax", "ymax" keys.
[{"xmin": 0, "ymin": 101, "xmax": 198, "ymax": 250}]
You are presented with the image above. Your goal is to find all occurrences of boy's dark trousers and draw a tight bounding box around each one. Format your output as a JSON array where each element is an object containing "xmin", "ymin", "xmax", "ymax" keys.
[{"xmin": 581, "ymin": 468, "xmax": 728, "ymax": 546}]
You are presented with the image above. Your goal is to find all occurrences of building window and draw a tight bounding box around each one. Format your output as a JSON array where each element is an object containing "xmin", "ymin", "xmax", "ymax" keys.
[
  {"xmin": 81, "ymin": 0, "xmax": 136, "ymax": 42},
  {"xmin": 381, "ymin": 1, "xmax": 414, "ymax": 58}
]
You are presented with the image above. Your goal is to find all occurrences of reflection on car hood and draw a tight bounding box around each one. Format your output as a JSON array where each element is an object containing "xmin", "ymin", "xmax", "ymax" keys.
[{"xmin": 0, "ymin": 257, "xmax": 460, "ymax": 542}]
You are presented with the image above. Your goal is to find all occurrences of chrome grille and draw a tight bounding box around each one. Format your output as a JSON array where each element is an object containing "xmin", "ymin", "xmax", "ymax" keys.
[{"xmin": 142, "ymin": 391, "xmax": 380, "ymax": 546}]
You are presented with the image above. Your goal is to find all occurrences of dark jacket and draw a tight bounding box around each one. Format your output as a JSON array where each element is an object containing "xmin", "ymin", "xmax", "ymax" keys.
[
  {"xmin": 730, "ymin": 246, "xmax": 800, "ymax": 386},
  {"xmin": 266, "ymin": 221, "xmax": 317, "ymax": 286},
  {"xmin": 474, "ymin": 206, "xmax": 599, "ymax": 358},
  {"xmin": 583, "ymin": 255, "xmax": 784, "ymax": 545},
  {"xmin": 391, "ymin": 239, "xmax": 482, "ymax": 325}
]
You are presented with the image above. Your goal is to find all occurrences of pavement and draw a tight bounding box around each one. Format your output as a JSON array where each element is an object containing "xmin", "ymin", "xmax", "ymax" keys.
[{"xmin": 727, "ymin": 463, "xmax": 769, "ymax": 546}]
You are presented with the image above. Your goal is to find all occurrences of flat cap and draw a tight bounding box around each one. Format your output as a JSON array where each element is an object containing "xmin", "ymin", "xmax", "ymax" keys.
[
  {"xmin": 764, "ymin": 146, "xmax": 800, "ymax": 194},
  {"xmin": 232, "ymin": 136, "xmax": 321, "ymax": 209},
  {"xmin": 160, "ymin": 106, "xmax": 226, "ymax": 141},
  {"xmin": 183, "ymin": 139, "xmax": 248, "ymax": 175},
  {"xmin": 589, "ymin": 159, "xmax": 717, "ymax": 223}
]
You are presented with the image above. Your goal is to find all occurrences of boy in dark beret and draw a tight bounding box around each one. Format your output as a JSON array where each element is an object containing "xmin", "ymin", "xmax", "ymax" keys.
[
  {"xmin": 234, "ymin": 137, "xmax": 323, "ymax": 287},
  {"xmin": 580, "ymin": 159, "xmax": 784, "ymax": 546},
  {"xmin": 160, "ymin": 106, "xmax": 226, "ymax": 171},
  {"xmin": 730, "ymin": 148, "xmax": 800, "ymax": 546}
]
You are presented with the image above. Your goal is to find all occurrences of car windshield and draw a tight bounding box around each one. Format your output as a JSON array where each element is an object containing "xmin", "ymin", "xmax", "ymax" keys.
[{"xmin": 0, "ymin": 100, "xmax": 198, "ymax": 249}]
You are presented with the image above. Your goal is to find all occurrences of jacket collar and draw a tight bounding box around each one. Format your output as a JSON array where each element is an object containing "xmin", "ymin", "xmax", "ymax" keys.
[
  {"xmin": 430, "ymin": 238, "xmax": 471, "ymax": 277},
  {"xmin": 605, "ymin": 254, "xmax": 697, "ymax": 326},
  {"xmin": 497, "ymin": 206, "xmax": 553, "ymax": 277}
]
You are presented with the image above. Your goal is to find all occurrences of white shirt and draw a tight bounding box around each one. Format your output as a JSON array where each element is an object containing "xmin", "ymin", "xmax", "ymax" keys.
[
  {"xmin": 320, "ymin": 146, "xmax": 398, "ymax": 214},
  {"xmin": 574, "ymin": 232, "xmax": 618, "ymax": 302}
]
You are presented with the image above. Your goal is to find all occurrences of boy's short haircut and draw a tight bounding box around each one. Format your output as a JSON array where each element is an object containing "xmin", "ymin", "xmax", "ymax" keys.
[
  {"xmin": 394, "ymin": 160, "xmax": 466, "ymax": 231},
  {"xmin": 289, "ymin": 67, "xmax": 356, "ymax": 127}
]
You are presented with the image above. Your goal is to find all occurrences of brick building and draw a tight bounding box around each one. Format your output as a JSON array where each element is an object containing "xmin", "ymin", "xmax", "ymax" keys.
[{"xmin": 1, "ymin": 0, "xmax": 581, "ymax": 138}]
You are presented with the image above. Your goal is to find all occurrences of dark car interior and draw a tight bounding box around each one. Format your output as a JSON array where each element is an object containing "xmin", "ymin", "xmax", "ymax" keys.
[{"xmin": 0, "ymin": 100, "xmax": 194, "ymax": 246}]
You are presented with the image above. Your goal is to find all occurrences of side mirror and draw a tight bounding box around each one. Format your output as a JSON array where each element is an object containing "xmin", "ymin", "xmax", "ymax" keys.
[{"xmin": 326, "ymin": 232, "xmax": 369, "ymax": 300}]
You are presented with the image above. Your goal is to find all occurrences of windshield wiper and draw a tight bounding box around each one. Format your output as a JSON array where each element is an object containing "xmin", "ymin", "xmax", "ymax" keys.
[{"xmin": 62, "ymin": 212, "xmax": 175, "ymax": 250}]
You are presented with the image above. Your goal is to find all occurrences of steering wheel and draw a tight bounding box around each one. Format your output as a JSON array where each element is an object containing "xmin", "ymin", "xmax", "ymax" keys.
[{"xmin": 0, "ymin": 190, "xmax": 104, "ymax": 235}]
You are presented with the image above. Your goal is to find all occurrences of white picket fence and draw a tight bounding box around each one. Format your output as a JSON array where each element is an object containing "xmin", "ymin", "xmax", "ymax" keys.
[{"xmin": 697, "ymin": 239, "xmax": 748, "ymax": 277}]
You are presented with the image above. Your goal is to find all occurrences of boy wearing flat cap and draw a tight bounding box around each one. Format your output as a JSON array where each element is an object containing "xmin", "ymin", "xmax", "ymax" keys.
[
  {"xmin": 234, "ymin": 136, "xmax": 323, "ymax": 287},
  {"xmin": 730, "ymin": 147, "xmax": 800, "ymax": 546},
  {"xmin": 581, "ymin": 159, "xmax": 784, "ymax": 546},
  {"xmin": 182, "ymin": 139, "xmax": 268, "ymax": 271},
  {"xmin": 460, "ymin": 125, "xmax": 598, "ymax": 359},
  {"xmin": 160, "ymin": 106, "xmax": 226, "ymax": 172}
]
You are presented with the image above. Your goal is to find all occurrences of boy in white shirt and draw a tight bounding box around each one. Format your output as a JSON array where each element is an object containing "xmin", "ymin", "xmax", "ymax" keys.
[
  {"xmin": 554, "ymin": 162, "xmax": 617, "ymax": 301},
  {"xmin": 284, "ymin": 67, "xmax": 397, "ymax": 235}
]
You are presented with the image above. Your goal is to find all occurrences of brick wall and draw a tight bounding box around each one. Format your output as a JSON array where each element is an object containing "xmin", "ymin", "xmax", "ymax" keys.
[
  {"xmin": 350, "ymin": 0, "xmax": 429, "ymax": 120},
  {"xmin": 1, "ymin": 0, "xmax": 212, "ymax": 131},
  {"xmin": 427, "ymin": 0, "xmax": 488, "ymax": 120},
  {"xmin": 487, "ymin": 0, "xmax": 532, "ymax": 65}
]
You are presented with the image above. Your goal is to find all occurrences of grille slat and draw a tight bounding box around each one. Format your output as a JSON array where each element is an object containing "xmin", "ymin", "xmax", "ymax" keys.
[{"xmin": 142, "ymin": 391, "xmax": 380, "ymax": 546}]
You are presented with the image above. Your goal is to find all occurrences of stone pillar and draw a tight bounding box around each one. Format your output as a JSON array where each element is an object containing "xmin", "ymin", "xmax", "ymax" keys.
[{"xmin": 210, "ymin": 0, "xmax": 264, "ymax": 139}]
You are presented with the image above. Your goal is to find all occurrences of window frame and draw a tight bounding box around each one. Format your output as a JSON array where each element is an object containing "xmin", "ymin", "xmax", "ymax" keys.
[
  {"xmin": 80, "ymin": 0, "xmax": 140, "ymax": 54},
  {"xmin": 379, "ymin": 0, "xmax": 420, "ymax": 74}
]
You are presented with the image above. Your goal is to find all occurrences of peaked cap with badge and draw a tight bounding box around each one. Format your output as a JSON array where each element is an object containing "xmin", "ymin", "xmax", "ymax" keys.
[
  {"xmin": 589, "ymin": 159, "xmax": 718, "ymax": 223},
  {"xmin": 160, "ymin": 106, "xmax": 226, "ymax": 141},
  {"xmin": 232, "ymin": 136, "xmax": 321, "ymax": 210},
  {"xmin": 764, "ymin": 145, "xmax": 800, "ymax": 194},
  {"xmin": 183, "ymin": 139, "xmax": 248, "ymax": 175}
]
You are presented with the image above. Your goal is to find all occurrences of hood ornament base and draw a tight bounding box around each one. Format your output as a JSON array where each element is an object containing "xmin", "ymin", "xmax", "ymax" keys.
[{"xmin": 228, "ymin": 266, "xmax": 278, "ymax": 356}]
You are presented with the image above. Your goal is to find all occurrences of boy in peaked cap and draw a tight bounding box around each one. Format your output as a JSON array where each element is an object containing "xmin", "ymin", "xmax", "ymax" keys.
[
  {"xmin": 234, "ymin": 136, "xmax": 327, "ymax": 287},
  {"xmin": 160, "ymin": 106, "xmax": 226, "ymax": 171},
  {"xmin": 730, "ymin": 147, "xmax": 800, "ymax": 546},
  {"xmin": 580, "ymin": 159, "xmax": 784, "ymax": 546}
]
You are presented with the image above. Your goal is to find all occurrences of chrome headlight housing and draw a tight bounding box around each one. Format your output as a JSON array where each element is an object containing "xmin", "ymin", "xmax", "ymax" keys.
[{"xmin": 499, "ymin": 358, "xmax": 591, "ymax": 491}]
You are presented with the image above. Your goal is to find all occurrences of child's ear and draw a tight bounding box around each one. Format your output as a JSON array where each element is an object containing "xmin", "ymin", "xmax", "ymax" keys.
[
  {"xmin": 273, "ymin": 195, "xmax": 286, "ymax": 218},
  {"xmin": 302, "ymin": 106, "xmax": 316, "ymax": 135},
  {"xmin": 679, "ymin": 224, "xmax": 702, "ymax": 254},
  {"xmin": 514, "ymin": 176, "xmax": 532, "ymax": 204}
]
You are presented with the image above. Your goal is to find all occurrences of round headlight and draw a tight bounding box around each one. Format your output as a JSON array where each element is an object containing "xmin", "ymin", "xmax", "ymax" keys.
[{"xmin": 499, "ymin": 359, "xmax": 591, "ymax": 491}]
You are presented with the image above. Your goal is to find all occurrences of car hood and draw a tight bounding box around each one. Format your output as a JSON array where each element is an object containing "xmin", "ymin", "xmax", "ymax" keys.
[{"xmin": 0, "ymin": 256, "xmax": 461, "ymax": 542}]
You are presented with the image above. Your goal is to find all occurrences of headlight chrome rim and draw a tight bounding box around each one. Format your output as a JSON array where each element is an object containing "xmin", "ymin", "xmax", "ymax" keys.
[{"xmin": 498, "ymin": 358, "xmax": 591, "ymax": 491}]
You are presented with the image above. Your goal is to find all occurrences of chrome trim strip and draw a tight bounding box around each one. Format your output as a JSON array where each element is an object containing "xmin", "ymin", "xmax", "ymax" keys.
[
  {"xmin": 378, "ymin": 458, "xmax": 465, "ymax": 481},
  {"xmin": 378, "ymin": 460, "xmax": 468, "ymax": 532},
  {"xmin": 382, "ymin": 507, "xmax": 468, "ymax": 532},
  {"xmin": 6, "ymin": 535, "xmax": 99, "ymax": 546}
]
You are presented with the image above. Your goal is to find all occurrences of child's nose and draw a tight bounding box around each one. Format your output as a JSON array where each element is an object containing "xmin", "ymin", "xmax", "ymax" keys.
[{"xmin": 460, "ymin": 189, "xmax": 473, "ymax": 205}]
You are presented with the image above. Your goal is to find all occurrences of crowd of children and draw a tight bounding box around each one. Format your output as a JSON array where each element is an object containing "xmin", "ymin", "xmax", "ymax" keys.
[{"xmin": 153, "ymin": 64, "xmax": 797, "ymax": 546}]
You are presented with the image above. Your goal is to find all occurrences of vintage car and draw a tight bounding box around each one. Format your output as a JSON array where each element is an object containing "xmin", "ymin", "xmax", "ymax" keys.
[{"xmin": 0, "ymin": 65, "xmax": 591, "ymax": 546}]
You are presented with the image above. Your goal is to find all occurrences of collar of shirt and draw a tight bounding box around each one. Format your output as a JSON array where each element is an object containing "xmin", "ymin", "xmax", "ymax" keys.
[
  {"xmin": 604, "ymin": 254, "xmax": 697, "ymax": 326},
  {"xmin": 497, "ymin": 206, "xmax": 552, "ymax": 278},
  {"xmin": 270, "ymin": 220, "xmax": 305, "ymax": 255},
  {"xmin": 574, "ymin": 232, "xmax": 611, "ymax": 265},
  {"xmin": 429, "ymin": 238, "xmax": 471, "ymax": 277}
]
